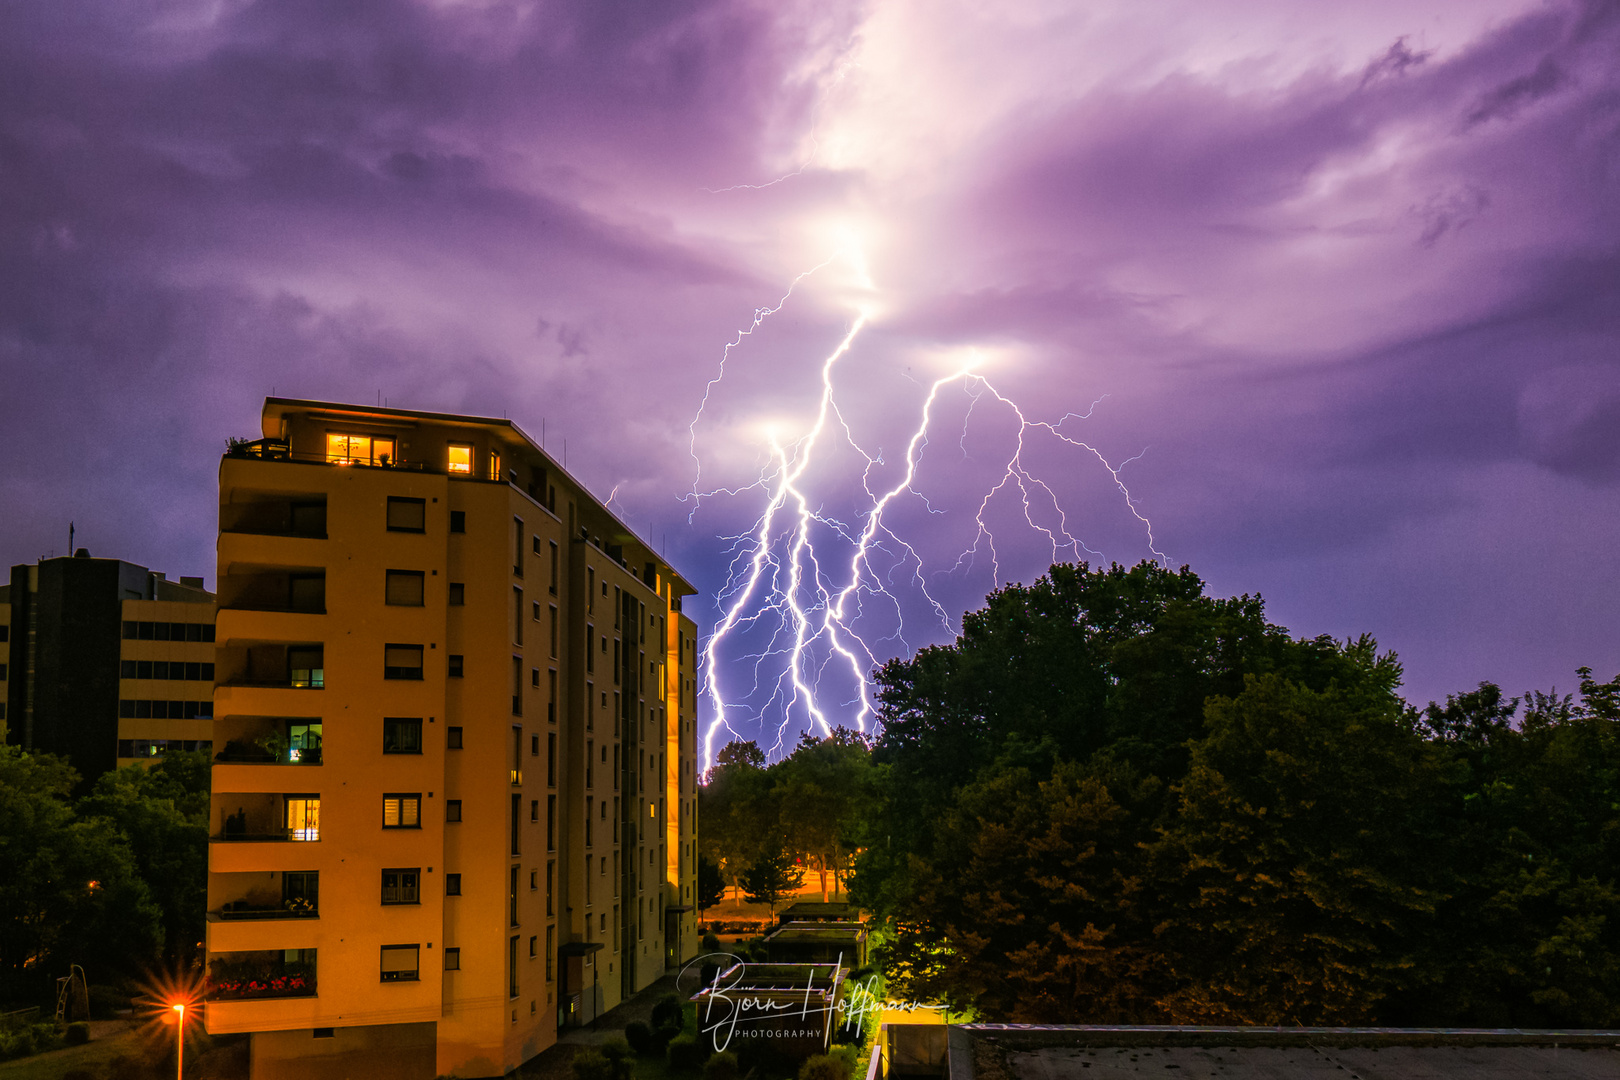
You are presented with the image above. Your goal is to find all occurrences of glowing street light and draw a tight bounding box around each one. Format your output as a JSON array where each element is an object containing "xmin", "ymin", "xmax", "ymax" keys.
[{"xmin": 171, "ymin": 1003, "xmax": 185, "ymax": 1080}]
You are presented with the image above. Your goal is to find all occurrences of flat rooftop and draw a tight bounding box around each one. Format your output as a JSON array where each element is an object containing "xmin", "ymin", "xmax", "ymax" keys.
[{"xmin": 946, "ymin": 1027, "xmax": 1620, "ymax": 1080}]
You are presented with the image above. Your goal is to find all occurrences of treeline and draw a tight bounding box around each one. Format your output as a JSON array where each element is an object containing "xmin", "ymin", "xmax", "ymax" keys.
[
  {"xmin": 698, "ymin": 730, "xmax": 877, "ymax": 912},
  {"xmin": 0, "ymin": 747, "xmax": 209, "ymax": 1008},
  {"xmin": 700, "ymin": 562, "xmax": 1620, "ymax": 1027}
]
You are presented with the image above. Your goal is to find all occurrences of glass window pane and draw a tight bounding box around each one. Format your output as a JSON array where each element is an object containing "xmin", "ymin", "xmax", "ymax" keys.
[{"xmin": 447, "ymin": 444, "xmax": 472, "ymax": 474}]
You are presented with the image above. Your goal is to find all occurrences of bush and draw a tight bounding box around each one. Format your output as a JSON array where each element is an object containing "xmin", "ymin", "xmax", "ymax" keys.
[
  {"xmin": 703, "ymin": 1051, "xmax": 740, "ymax": 1080},
  {"xmin": 651, "ymin": 992, "xmax": 685, "ymax": 1032},
  {"xmin": 667, "ymin": 1033, "xmax": 709, "ymax": 1071},
  {"xmin": 0, "ymin": 1022, "xmax": 60, "ymax": 1061},
  {"xmin": 799, "ymin": 1049, "xmax": 856, "ymax": 1080},
  {"xmin": 65, "ymin": 1021, "xmax": 91, "ymax": 1045},
  {"xmin": 699, "ymin": 962, "xmax": 721, "ymax": 989},
  {"xmin": 702, "ymin": 933, "xmax": 722, "ymax": 953},
  {"xmin": 601, "ymin": 1038, "xmax": 634, "ymax": 1080},
  {"xmin": 625, "ymin": 1021, "xmax": 653, "ymax": 1055},
  {"xmin": 573, "ymin": 1049, "xmax": 615, "ymax": 1080},
  {"xmin": 89, "ymin": 984, "xmax": 131, "ymax": 1019}
]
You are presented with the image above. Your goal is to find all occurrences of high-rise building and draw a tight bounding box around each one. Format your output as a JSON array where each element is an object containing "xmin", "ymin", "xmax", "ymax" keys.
[
  {"xmin": 0, "ymin": 552, "xmax": 215, "ymax": 786},
  {"xmin": 205, "ymin": 398, "xmax": 701, "ymax": 1080}
]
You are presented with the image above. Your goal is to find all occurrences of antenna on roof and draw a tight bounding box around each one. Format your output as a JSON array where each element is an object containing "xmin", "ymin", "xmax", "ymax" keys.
[{"xmin": 69, "ymin": 522, "xmax": 74, "ymax": 553}]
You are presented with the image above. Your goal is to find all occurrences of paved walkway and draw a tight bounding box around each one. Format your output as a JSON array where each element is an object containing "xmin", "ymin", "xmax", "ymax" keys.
[{"xmin": 518, "ymin": 969, "xmax": 685, "ymax": 1078}]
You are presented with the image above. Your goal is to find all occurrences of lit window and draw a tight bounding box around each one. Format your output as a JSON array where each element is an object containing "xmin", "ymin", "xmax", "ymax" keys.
[
  {"xmin": 288, "ymin": 647, "xmax": 324, "ymax": 689},
  {"xmin": 327, "ymin": 434, "xmax": 396, "ymax": 466},
  {"xmin": 285, "ymin": 795, "xmax": 321, "ymax": 841},
  {"xmin": 383, "ymin": 794, "xmax": 422, "ymax": 828},
  {"xmin": 328, "ymin": 433, "xmax": 369, "ymax": 465},
  {"xmin": 447, "ymin": 444, "xmax": 473, "ymax": 474}
]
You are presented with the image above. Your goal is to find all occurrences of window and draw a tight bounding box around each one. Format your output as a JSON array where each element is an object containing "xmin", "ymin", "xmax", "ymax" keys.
[
  {"xmin": 531, "ymin": 668, "xmax": 540, "ymax": 690},
  {"xmin": 512, "ymin": 656, "xmax": 523, "ymax": 716},
  {"xmin": 510, "ymin": 865, "xmax": 520, "ymax": 925},
  {"xmin": 386, "ymin": 497, "xmax": 426, "ymax": 532},
  {"xmin": 383, "ymin": 794, "xmax": 422, "ymax": 828},
  {"xmin": 511, "ymin": 794, "xmax": 522, "ymax": 856},
  {"xmin": 449, "ymin": 582, "xmax": 465, "ymax": 605},
  {"xmin": 285, "ymin": 795, "xmax": 320, "ymax": 841},
  {"xmin": 383, "ymin": 718, "xmax": 422, "ymax": 754},
  {"xmin": 530, "ymin": 799, "xmax": 538, "ymax": 822},
  {"xmin": 531, "ymin": 733, "xmax": 540, "ymax": 756},
  {"xmin": 489, "ymin": 452, "xmax": 502, "ymax": 482},
  {"xmin": 549, "ymin": 541, "xmax": 559, "ymax": 595},
  {"xmin": 289, "ymin": 647, "xmax": 324, "ymax": 689},
  {"xmin": 283, "ymin": 870, "xmax": 319, "ymax": 909},
  {"xmin": 447, "ymin": 444, "xmax": 473, "ymax": 474},
  {"xmin": 546, "ymin": 926, "xmax": 554, "ymax": 980},
  {"xmin": 547, "ymin": 734, "xmax": 556, "ymax": 786},
  {"xmin": 381, "ymin": 868, "xmax": 420, "ymax": 904},
  {"xmin": 587, "ymin": 568, "xmax": 595, "ymax": 612},
  {"xmin": 532, "ymin": 600, "xmax": 540, "ymax": 622},
  {"xmin": 380, "ymin": 945, "xmax": 420, "ymax": 982},
  {"xmin": 514, "ymin": 589, "xmax": 523, "ymax": 646},
  {"xmin": 314, "ymin": 1028, "xmax": 335, "ymax": 1039},
  {"xmin": 447, "ymin": 726, "xmax": 463, "ymax": 749},
  {"xmin": 327, "ymin": 433, "xmax": 396, "ymax": 465},
  {"xmin": 446, "ymin": 874, "xmax": 462, "ymax": 896},
  {"xmin": 530, "ymin": 935, "xmax": 537, "ymax": 957},
  {"xmin": 549, "ymin": 670, "xmax": 558, "ymax": 724},
  {"xmin": 585, "ymin": 797, "xmax": 593, "ymax": 847},
  {"xmin": 446, "ymin": 799, "xmax": 462, "ymax": 822},
  {"xmin": 550, "ymin": 606, "xmax": 558, "ymax": 659},
  {"xmin": 385, "ymin": 570, "xmax": 425, "ymax": 606},
  {"xmin": 514, "ymin": 519, "xmax": 524, "ymax": 577},
  {"xmin": 547, "ymin": 795, "xmax": 556, "ymax": 851},
  {"xmin": 449, "ymin": 510, "xmax": 466, "ymax": 533},
  {"xmin": 448, "ymin": 654, "xmax": 464, "ymax": 678},
  {"xmin": 289, "ymin": 574, "xmax": 325, "ymax": 612},
  {"xmin": 546, "ymin": 862, "xmax": 554, "ymax": 916},
  {"xmin": 530, "ymin": 869, "xmax": 538, "ymax": 890},
  {"xmin": 384, "ymin": 644, "xmax": 424, "ymax": 680},
  {"xmin": 508, "ymin": 936, "xmax": 519, "ymax": 999},
  {"xmin": 445, "ymin": 948, "xmax": 461, "ymax": 971},
  {"xmin": 585, "ymin": 624, "xmax": 594, "ymax": 672}
]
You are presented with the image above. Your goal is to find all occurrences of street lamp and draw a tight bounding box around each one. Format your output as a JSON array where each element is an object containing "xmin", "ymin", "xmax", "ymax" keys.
[{"xmin": 171, "ymin": 1003, "xmax": 185, "ymax": 1080}]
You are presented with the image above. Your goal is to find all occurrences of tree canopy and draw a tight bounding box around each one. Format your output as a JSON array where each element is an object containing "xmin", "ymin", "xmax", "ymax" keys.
[{"xmin": 849, "ymin": 561, "xmax": 1620, "ymax": 1026}]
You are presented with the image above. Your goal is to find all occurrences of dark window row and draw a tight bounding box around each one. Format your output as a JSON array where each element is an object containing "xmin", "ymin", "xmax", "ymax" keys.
[
  {"xmin": 120, "ymin": 699, "xmax": 214, "ymax": 719},
  {"xmin": 120, "ymin": 660, "xmax": 214, "ymax": 681},
  {"xmin": 122, "ymin": 621, "xmax": 214, "ymax": 642},
  {"xmin": 118, "ymin": 738, "xmax": 213, "ymax": 758}
]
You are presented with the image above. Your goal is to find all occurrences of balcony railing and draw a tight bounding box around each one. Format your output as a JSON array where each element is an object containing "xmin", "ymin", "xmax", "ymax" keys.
[
  {"xmin": 216, "ymin": 742, "xmax": 322, "ymax": 766},
  {"xmin": 213, "ymin": 900, "xmax": 319, "ymax": 921},
  {"xmin": 206, "ymin": 952, "xmax": 317, "ymax": 1001},
  {"xmin": 212, "ymin": 829, "xmax": 320, "ymax": 842}
]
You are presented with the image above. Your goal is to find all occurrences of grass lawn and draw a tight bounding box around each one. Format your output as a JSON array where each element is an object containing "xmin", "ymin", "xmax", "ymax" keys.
[{"xmin": 0, "ymin": 1025, "xmax": 141, "ymax": 1080}]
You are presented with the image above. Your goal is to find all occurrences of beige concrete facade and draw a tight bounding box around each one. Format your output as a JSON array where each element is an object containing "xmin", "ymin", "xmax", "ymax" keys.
[{"xmin": 206, "ymin": 399, "xmax": 700, "ymax": 1080}]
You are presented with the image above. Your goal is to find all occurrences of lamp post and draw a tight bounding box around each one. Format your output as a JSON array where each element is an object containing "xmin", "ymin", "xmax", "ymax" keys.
[{"xmin": 171, "ymin": 1003, "xmax": 185, "ymax": 1080}]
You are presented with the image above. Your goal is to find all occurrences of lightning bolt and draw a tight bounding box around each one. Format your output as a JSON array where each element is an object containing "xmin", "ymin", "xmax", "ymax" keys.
[{"xmin": 689, "ymin": 266, "xmax": 1166, "ymax": 770}]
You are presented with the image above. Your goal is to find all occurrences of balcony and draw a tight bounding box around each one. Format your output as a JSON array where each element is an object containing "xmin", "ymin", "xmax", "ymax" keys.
[
  {"xmin": 211, "ymin": 871, "xmax": 319, "ymax": 922},
  {"xmin": 220, "ymin": 491, "xmax": 327, "ymax": 539},
  {"xmin": 213, "ymin": 793, "xmax": 320, "ymax": 842},
  {"xmin": 215, "ymin": 719, "xmax": 323, "ymax": 766},
  {"xmin": 217, "ymin": 644, "xmax": 324, "ymax": 691},
  {"xmin": 219, "ymin": 568, "xmax": 326, "ymax": 616},
  {"xmin": 206, "ymin": 949, "xmax": 317, "ymax": 1001}
]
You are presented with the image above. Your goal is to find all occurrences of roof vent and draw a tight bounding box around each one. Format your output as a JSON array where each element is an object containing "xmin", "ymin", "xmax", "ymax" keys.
[{"xmin": 73, "ymin": 548, "xmax": 90, "ymax": 558}]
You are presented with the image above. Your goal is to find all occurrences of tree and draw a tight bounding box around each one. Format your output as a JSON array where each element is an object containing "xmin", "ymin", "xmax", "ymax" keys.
[
  {"xmin": 772, "ymin": 729, "xmax": 876, "ymax": 902},
  {"xmin": 699, "ymin": 740, "xmax": 775, "ymax": 900},
  {"xmin": 0, "ymin": 747, "xmax": 162, "ymax": 1003},
  {"xmin": 77, "ymin": 751, "xmax": 211, "ymax": 965},
  {"xmin": 697, "ymin": 855, "xmax": 726, "ymax": 911},
  {"xmin": 742, "ymin": 843, "xmax": 804, "ymax": 918}
]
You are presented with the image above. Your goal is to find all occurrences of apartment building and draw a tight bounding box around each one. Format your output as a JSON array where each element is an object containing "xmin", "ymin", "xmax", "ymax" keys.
[
  {"xmin": 0, "ymin": 552, "xmax": 214, "ymax": 786},
  {"xmin": 205, "ymin": 398, "xmax": 701, "ymax": 1080}
]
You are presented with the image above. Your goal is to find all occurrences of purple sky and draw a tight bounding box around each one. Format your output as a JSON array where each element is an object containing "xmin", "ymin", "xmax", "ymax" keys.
[{"xmin": 4, "ymin": 0, "xmax": 1619, "ymax": 747}]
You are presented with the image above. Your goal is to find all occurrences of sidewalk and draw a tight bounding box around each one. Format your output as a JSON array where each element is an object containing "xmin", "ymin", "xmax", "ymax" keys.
[{"xmin": 518, "ymin": 968, "xmax": 684, "ymax": 1079}]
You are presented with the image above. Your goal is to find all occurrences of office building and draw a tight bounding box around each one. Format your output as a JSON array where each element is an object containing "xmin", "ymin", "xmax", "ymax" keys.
[
  {"xmin": 0, "ymin": 552, "xmax": 214, "ymax": 785},
  {"xmin": 205, "ymin": 398, "xmax": 701, "ymax": 1080}
]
